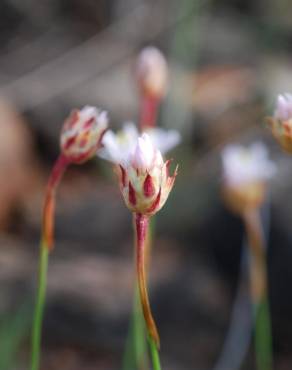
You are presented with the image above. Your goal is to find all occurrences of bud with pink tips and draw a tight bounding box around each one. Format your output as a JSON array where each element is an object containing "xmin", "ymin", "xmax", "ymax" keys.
[
  {"xmin": 61, "ymin": 106, "xmax": 108, "ymax": 163},
  {"xmin": 102, "ymin": 132, "xmax": 177, "ymax": 216}
]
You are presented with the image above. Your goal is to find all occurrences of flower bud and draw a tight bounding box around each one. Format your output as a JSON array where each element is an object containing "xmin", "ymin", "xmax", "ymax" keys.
[
  {"xmin": 61, "ymin": 106, "xmax": 108, "ymax": 163},
  {"xmin": 268, "ymin": 93, "xmax": 292, "ymax": 153},
  {"xmin": 119, "ymin": 133, "xmax": 177, "ymax": 216},
  {"xmin": 99, "ymin": 130, "xmax": 177, "ymax": 216},
  {"xmin": 221, "ymin": 143, "xmax": 275, "ymax": 214},
  {"xmin": 136, "ymin": 47, "xmax": 168, "ymax": 100}
]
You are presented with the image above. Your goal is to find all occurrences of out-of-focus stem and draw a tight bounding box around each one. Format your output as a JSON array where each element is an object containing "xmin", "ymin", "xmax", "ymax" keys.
[
  {"xmin": 42, "ymin": 154, "xmax": 69, "ymax": 250},
  {"xmin": 149, "ymin": 336, "xmax": 162, "ymax": 370},
  {"xmin": 254, "ymin": 294, "xmax": 273, "ymax": 370},
  {"xmin": 242, "ymin": 208, "xmax": 273, "ymax": 370},
  {"xmin": 134, "ymin": 213, "xmax": 160, "ymax": 349},
  {"xmin": 30, "ymin": 243, "xmax": 49, "ymax": 370},
  {"xmin": 30, "ymin": 154, "xmax": 68, "ymax": 370},
  {"xmin": 140, "ymin": 96, "xmax": 160, "ymax": 131}
]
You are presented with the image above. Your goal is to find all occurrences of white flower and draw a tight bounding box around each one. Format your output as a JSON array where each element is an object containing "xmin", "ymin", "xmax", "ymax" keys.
[
  {"xmin": 98, "ymin": 122, "xmax": 180, "ymax": 167},
  {"xmin": 274, "ymin": 93, "xmax": 292, "ymax": 121},
  {"xmin": 99, "ymin": 128, "xmax": 178, "ymax": 215},
  {"xmin": 222, "ymin": 143, "xmax": 276, "ymax": 187}
]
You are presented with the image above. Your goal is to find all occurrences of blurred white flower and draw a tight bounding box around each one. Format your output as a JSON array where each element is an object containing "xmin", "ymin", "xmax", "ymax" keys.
[
  {"xmin": 222, "ymin": 143, "xmax": 276, "ymax": 187},
  {"xmin": 98, "ymin": 122, "xmax": 180, "ymax": 167},
  {"xmin": 136, "ymin": 46, "xmax": 168, "ymax": 99},
  {"xmin": 268, "ymin": 93, "xmax": 292, "ymax": 153},
  {"xmin": 274, "ymin": 93, "xmax": 292, "ymax": 121},
  {"xmin": 221, "ymin": 142, "xmax": 276, "ymax": 213}
]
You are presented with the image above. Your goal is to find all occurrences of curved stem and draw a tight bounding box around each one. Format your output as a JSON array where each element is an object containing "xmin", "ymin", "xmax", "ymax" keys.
[
  {"xmin": 134, "ymin": 214, "xmax": 162, "ymax": 370},
  {"xmin": 135, "ymin": 213, "xmax": 160, "ymax": 348},
  {"xmin": 122, "ymin": 217, "xmax": 156, "ymax": 370},
  {"xmin": 42, "ymin": 154, "xmax": 69, "ymax": 251},
  {"xmin": 30, "ymin": 154, "xmax": 68, "ymax": 370}
]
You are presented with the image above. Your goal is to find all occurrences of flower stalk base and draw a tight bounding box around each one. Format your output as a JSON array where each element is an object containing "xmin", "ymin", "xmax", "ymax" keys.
[{"xmin": 135, "ymin": 213, "xmax": 160, "ymax": 348}]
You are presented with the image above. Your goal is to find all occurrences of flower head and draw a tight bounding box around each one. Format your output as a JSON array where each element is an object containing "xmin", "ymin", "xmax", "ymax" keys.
[
  {"xmin": 100, "ymin": 129, "xmax": 178, "ymax": 216},
  {"xmin": 61, "ymin": 106, "xmax": 108, "ymax": 163},
  {"xmin": 221, "ymin": 143, "xmax": 276, "ymax": 213},
  {"xmin": 136, "ymin": 46, "xmax": 168, "ymax": 100},
  {"xmin": 268, "ymin": 93, "xmax": 292, "ymax": 153}
]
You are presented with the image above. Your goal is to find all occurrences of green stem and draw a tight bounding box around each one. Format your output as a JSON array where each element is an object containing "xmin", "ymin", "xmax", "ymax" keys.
[
  {"xmin": 30, "ymin": 243, "xmax": 49, "ymax": 370},
  {"xmin": 255, "ymin": 292, "xmax": 273, "ymax": 370},
  {"xmin": 149, "ymin": 336, "xmax": 162, "ymax": 370},
  {"xmin": 30, "ymin": 154, "xmax": 68, "ymax": 370},
  {"xmin": 243, "ymin": 209, "xmax": 273, "ymax": 370},
  {"xmin": 122, "ymin": 287, "xmax": 149, "ymax": 370}
]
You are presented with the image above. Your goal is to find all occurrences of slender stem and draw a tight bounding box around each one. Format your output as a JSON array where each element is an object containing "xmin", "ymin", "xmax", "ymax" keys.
[
  {"xmin": 242, "ymin": 208, "xmax": 273, "ymax": 370},
  {"xmin": 255, "ymin": 295, "xmax": 273, "ymax": 370},
  {"xmin": 140, "ymin": 95, "xmax": 160, "ymax": 130},
  {"xmin": 134, "ymin": 213, "xmax": 160, "ymax": 347},
  {"xmin": 149, "ymin": 336, "xmax": 162, "ymax": 370},
  {"xmin": 122, "ymin": 218, "xmax": 156, "ymax": 369},
  {"xmin": 42, "ymin": 154, "xmax": 69, "ymax": 251},
  {"xmin": 30, "ymin": 244, "xmax": 49, "ymax": 370},
  {"xmin": 134, "ymin": 213, "xmax": 162, "ymax": 370},
  {"xmin": 30, "ymin": 154, "xmax": 68, "ymax": 370}
]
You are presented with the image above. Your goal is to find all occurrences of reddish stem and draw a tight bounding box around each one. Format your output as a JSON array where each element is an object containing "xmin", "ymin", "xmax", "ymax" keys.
[
  {"xmin": 140, "ymin": 95, "xmax": 160, "ymax": 130},
  {"xmin": 134, "ymin": 213, "xmax": 160, "ymax": 348},
  {"xmin": 242, "ymin": 208, "xmax": 267, "ymax": 304},
  {"xmin": 42, "ymin": 154, "xmax": 70, "ymax": 250}
]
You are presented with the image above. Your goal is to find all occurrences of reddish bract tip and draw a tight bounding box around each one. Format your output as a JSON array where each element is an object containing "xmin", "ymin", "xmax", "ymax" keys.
[
  {"xmin": 143, "ymin": 174, "xmax": 155, "ymax": 197},
  {"xmin": 119, "ymin": 165, "xmax": 126, "ymax": 187},
  {"xmin": 129, "ymin": 182, "xmax": 137, "ymax": 206},
  {"xmin": 147, "ymin": 188, "xmax": 161, "ymax": 213}
]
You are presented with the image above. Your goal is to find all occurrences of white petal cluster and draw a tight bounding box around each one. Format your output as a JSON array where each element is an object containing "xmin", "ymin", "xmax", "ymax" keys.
[
  {"xmin": 98, "ymin": 123, "xmax": 180, "ymax": 168},
  {"xmin": 274, "ymin": 93, "xmax": 292, "ymax": 121},
  {"xmin": 132, "ymin": 134, "xmax": 163, "ymax": 172},
  {"xmin": 222, "ymin": 143, "xmax": 276, "ymax": 187}
]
